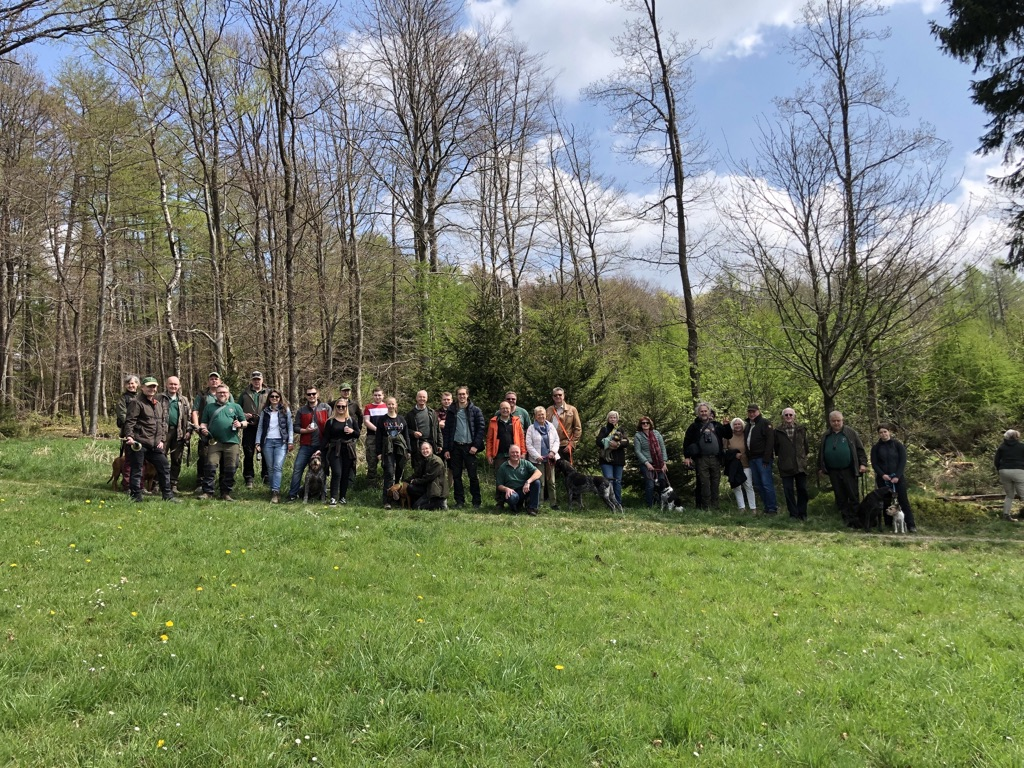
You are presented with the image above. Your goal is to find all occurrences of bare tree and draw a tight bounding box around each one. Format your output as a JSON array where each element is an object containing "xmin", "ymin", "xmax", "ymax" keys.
[
  {"xmin": 0, "ymin": 0, "xmax": 140, "ymax": 57},
  {"xmin": 583, "ymin": 0, "xmax": 706, "ymax": 402},
  {"xmin": 724, "ymin": 0, "xmax": 973, "ymax": 421}
]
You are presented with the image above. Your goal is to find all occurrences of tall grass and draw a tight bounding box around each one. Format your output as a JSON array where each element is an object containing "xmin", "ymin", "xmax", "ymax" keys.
[{"xmin": 0, "ymin": 436, "xmax": 1022, "ymax": 766}]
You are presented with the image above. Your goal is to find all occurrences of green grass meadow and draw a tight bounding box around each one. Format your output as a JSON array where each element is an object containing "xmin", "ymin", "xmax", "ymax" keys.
[{"xmin": 1, "ymin": 436, "xmax": 1023, "ymax": 766}]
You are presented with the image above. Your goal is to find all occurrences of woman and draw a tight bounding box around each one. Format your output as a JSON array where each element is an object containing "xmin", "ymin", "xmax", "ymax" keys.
[
  {"xmin": 376, "ymin": 397, "xmax": 411, "ymax": 509},
  {"xmin": 255, "ymin": 390, "xmax": 293, "ymax": 503},
  {"xmin": 408, "ymin": 442, "xmax": 449, "ymax": 510},
  {"xmin": 633, "ymin": 416, "xmax": 668, "ymax": 508},
  {"xmin": 723, "ymin": 417, "xmax": 756, "ymax": 511},
  {"xmin": 994, "ymin": 429, "xmax": 1024, "ymax": 522},
  {"xmin": 871, "ymin": 424, "xmax": 917, "ymax": 532},
  {"xmin": 115, "ymin": 374, "xmax": 140, "ymax": 491},
  {"xmin": 596, "ymin": 410, "xmax": 627, "ymax": 506},
  {"xmin": 526, "ymin": 406, "xmax": 560, "ymax": 508},
  {"xmin": 321, "ymin": 398, "xmax": 361, "ymax": 507}
]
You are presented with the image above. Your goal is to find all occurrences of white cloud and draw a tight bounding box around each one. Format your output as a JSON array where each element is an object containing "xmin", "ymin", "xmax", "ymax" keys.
[{"xmin": 466, "ymin": 0, "xmax": 806, "ymax": 98}]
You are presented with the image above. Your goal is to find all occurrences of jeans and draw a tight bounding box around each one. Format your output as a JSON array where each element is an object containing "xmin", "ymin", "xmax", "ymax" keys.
[
  {"xmin": 498, "ymin": 481, "xmax": 542, "ymax": 512},
  {"xmin": 749, "ymin": 457, "xmax": 777, "ymax": 512},
  {"xmin": 641, "ymin": 466, "xmax": 663, "ymax": 507},
  {"xmin": 600, "ymin": 463, "xmax": 623, "ymax": 504},
  {"xmin": 288, "ymin": 444, "xmax": 319, "ymax": 499},
  {"xmin": 782, "ymin": 472, "xmax": 808, "ymax": 519},
  {"xmin": 262, "ymin": 438, "xmax": 287, "ymax": 492},
  {"xmin": 242, "ymin": 424, "xmax": 268, "ymax": 484}
]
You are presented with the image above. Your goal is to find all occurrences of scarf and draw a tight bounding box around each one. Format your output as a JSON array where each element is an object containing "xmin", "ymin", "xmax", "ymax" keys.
[
  {"xmin": 647, "ymin": 429, "xmax": 665, "ymax": 471},
  {"xmin": 535, "ymin": 420, "xmax": 550, "ymax": 457}
]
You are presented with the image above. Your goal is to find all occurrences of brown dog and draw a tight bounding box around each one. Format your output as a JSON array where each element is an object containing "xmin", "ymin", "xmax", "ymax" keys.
[
  {"xmin": 109, "ymin": 454, "xmax": 157, "ymax": 494},
  {"xmin": 387, "ymin": 482, "xmax": 412, "ymax": 509}
]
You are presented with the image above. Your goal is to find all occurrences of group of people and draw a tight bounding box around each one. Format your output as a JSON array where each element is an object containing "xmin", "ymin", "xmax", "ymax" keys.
[
  {"xmin": 116, "ymin": 370, "xmax": 1024, "ymax": 527},
  {"xmin": 678, "ymin": 403, "xmax": 918, "ymax": 531}
]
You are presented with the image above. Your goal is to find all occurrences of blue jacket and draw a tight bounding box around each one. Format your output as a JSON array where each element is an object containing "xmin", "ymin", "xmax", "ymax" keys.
[{"xmin": 443, "ymin": 400, "xmax": 485, "ymax": 452}]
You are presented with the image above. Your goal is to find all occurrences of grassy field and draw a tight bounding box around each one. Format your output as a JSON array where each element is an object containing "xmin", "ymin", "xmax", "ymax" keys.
[{"xmin": 1, "ymin": 435, "xmax": 1023, "ymax": 766}]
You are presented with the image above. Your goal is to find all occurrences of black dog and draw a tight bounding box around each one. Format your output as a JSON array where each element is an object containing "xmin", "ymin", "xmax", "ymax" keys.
[
  {"xmin": 302, "ymin": 454, "xmax": 327, "ymax": 503},
  {"xmin": 654, "ymin": 474, "xmax": 684, "ymax": 512},
  {"xmin": 555, "ymin": 458, "xmax": 623, "ymax": 513},
  {"xmin": 856, "ymin": 487, "xmax": 893, "ymax": 532}
]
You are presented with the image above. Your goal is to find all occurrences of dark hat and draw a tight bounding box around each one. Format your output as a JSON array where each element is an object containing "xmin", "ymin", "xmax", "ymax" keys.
[
  {"xmin": 251, "ymin": 370, "xmax": 263, "ymax": 379},
  {"xmin": 339, "ymin": 382, "xmax": 352, "ymax": 390},
  {"xmin": 747, "ymin": 403, "xmax": 760, "ymax": 411},
  {"xmin": 208, "ymin": 371, "xmax": 221, "ymax": 379},
  {"xmin": 142, "ymin": 376, "xmax": 159, "ymax": 386}
]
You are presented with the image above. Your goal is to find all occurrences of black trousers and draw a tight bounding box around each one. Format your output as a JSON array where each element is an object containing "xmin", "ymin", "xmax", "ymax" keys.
[
  {"xmin": 782, "ymin": 472, "xmax": 809, "ymax": 520},
  {"xmin": 128, "ymin": 445, "xmax": 171, "ymax": 500},
  {"xmin": 448, "ymin": 443, "xmax": 480, "ymax": 505},
  {"xmin": 827, "ymin": 468, "xmax": 859, "ymax": 524},
  {"xmin": 242, "ymin": 424, "xmax": 268, "ymax": 483},
  {"xmin": 382, "ymin": 452, "xmax": 408, "ymax": 504}
]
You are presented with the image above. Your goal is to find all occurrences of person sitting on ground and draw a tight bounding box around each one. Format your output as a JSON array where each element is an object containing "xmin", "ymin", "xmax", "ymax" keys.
[
  {"xmin": 994, "ymin": 428, "xmax": 1024, "ymax": 522},
  {"xmin": 634, "ymin": 416, "xmax": 668, "ymax": 508},
  {"xmin": 494, "ymin": 444, "xmax": 542, "ymax": 515},
  {"xmin": 407, "ymin": 442, "xmax": 449, "ymax": 510},
  {"xmin": 871, "ymin": 423, "xmax": 917, "ymax": 532}
]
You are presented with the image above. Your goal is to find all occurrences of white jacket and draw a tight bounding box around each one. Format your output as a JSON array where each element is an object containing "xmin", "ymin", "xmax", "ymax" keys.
[{"xmin": 526, "ymin": 420, "xmax": 561, "ymax": 463}]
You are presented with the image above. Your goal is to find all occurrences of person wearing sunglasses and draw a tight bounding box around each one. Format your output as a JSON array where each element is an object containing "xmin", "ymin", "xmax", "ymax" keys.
[
  {"xmin": 256, "ymin": 390, "xmax": 293, "ymax": 503},
  {"xmin": 634, "ymin": 417, "xmax": 668, "ymax": 508},
  {"xmin": 287, "ymin": 387, "xmax": 331, "ymax": 502}
]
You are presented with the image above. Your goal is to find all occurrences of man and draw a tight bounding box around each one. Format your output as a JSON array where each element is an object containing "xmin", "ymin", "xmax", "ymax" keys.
[
  {"xmin": 407, "ymin": 442, "xmax": 448, "ymax": 510},
  {"xmin": 287, "ymin": 385, "xmax": 332, "ymax": 502},
  {"xmin": 774, "ymin": 407, "xmax": 809, "ymax": 520},
  {"xmin": 123, "ymin": 377, "xmax": 178, "ymax": 503},
  {"xmin": 443, "ymin": 386, "xmax": 486, "ymax": 508},
  {"xmin": 683, "ymin": 402, "xmax": 725, "ymax": 509},
  {"xmin": 499, "ymin": 391, "xmax": 532, "ymax": 430},
  {"xmin": 362, "ymin": 387, "xmax": 388, "ymax": 481},
  {"xmin": 494, "ymin": 444, "xmax": 542, "ymax": 515},
  {"xmin": 745, "ymin": 403, "xmax": 778, "ymax": 514},
  {"xmin": 486, "ymin": 400, "xmax": 526, "ymax": 470},
  {"xmin": 198, "ymin": 384, "xmax": 247, "ymax": 501},
  {"xmin": 819, "ymin": 410, "xmax": 868, "ymax": 526},
  {"xmin": 239, "ymin": 371, "xmax": 268, "ymax": 489},
  {"xmin": 192, "ymin": 371, "xmax": 231, "ymax": 494},
  {"xmin": 159, "ymin": 375, "xmax": 191, "ymax": 494},
  {"xmin": 437, "ymin": 392, "xmax": 453, "ymax": 433},
  {"xmin": 546, "ymin": 387, "xmax": 582, "ymax": 464},
  {"xmin": 406, "ymin": 389, "xmax": 442, "ymax": 474}
]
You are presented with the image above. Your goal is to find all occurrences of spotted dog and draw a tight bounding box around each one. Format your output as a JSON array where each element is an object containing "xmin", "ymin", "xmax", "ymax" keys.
[
  {"xmin": 654, "ymin": 474, "xmax": 684, "ymax": 512},
  {"xmin": 555, "ymin": 458, "xmax": 623, "ymax": 513},
  {"xmin": 302, "ymin": 454, "xmax": 327, "ymax": 503}
]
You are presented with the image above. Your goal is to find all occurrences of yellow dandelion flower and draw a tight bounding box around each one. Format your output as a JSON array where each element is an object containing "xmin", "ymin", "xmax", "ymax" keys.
[
  {"xmin": 85, "ymin": 500, "xmax": 91, "ymax": 504},
  {"xmin": 131, "ymin": 612, "xmax": 138, "ymax": 617},
  {"xmin": 555, "ymin": 665, "xmax": 564, "ymax": 670},
  {"xmin": 160, "ymin": 634, "xmax": 169, "ymax": 642},
  {"xmin": 9, "ymin": 563, "xmax": 17, "ymax": 567},
  {"xmin": 165, "ymin": 621, "xmax": 173, "ymax": 627},
  {"xmin": 231, "ymin": 584, "xmax": 237, "ymax": 588},
  {"xmin": 196, "ymin": 586, "xmax": 203, "ymax": 592},
  {"xmin": 333, "ymin": 566, "xmax": 339, "ymax": 570},
  {"xmin": 417, "ymin": 595, "xmax": 423, "ymax": 600},
  {"xmin": 157, "ymin": 739, "xmax": 165, "ymax": 748},
  {"xmin": 49, "ymin": 610, "xmax": 55, "ymax": 615},
  {"xmin": 85, "ymin": 559, "xmax": 91, "ymax": 563},
  {"xmin": 416, "ymin": 618, "xmax": 424, "ymax": 623},
  {"xmin": 225, "ymin": 549, "xmax": 231, "ymax": 554},
  {"xmin": 241, "ymin": 549, "xmax": 246, "ymax": 553},
  {"xmin": 69, "ymin": 543, "xmax": 75, "ymax": 548}
]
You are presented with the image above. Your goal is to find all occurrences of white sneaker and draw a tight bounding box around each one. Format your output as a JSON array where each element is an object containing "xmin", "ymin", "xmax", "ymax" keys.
[
  {"xmin": 339, "ymin": 498, "xmax": 347, "ymax": 505},
  {"xmin": 329, "ymin": 498, "xmax": 337, "ymax": 507}
]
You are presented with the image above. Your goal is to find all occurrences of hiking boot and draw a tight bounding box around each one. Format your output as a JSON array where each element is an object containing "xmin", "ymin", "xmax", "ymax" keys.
[
  {"xmin": 384, "ymin": 503, "xmax": 392, "ymax": 510},
  {"xmin": 195, "ymin": 493, "xmax": 212, "ymax": 500},
  {"xmin": 245, "ymin": 480, "xmax": 254, "ymax": 490},
  {"xmin": 527, "ymin": 508, "xmax": 538, "ymax": 516},
  {"xmin": 220, "ymin": 494, "xmax": 235, "ymax": 502},
  {"xmin": 271, "ymin": 492, "xmax": 280, "ymax": 504},
  {"xmin": 162, "ymin": 495, "xmax": 181, "ymax": 504}
]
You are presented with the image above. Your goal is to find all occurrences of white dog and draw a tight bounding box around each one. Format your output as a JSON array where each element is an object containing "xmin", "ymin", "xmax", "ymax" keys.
[{"xmin": 890, "ymin": 502, "xmax": 906, "ymax": 534}]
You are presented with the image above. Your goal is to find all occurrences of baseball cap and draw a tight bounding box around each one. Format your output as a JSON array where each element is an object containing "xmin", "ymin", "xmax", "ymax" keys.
[
  {"xmin": 251, "ymin": 370, "xmax": 263, "ymax": 379},
  {"xmin": 208, "ymin": 371, "xmax": 221, "ymax": 379},
  {"xmin": 142, "ymin": 376, "xmax": 159, "ymax": 386},
  {"xmin": 340, "ymin": 382, "xmax": 352, "ymax": 390},
  {"xmin": 747, "ymin": 403, "xmax": 760, "ymax": 411}
]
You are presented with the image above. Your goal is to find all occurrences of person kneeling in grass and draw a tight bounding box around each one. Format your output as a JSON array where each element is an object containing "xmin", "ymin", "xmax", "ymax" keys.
[
  {"xmin": 494, "ymin": 444, "xmax": 542, "ymax": 516},
  {"xmin": 407, "ymin": 442, "xmax": 449, "ymax": 510}
]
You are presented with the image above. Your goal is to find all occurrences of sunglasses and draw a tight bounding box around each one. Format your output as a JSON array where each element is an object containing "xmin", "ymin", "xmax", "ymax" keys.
[
  {"xmin": 335, "ymin": 404, "xmax": 347, "ymax": 410},
  {"xmin": 640, "ymin": 421, "xmax": 651, "ymax": 426},
  {"xmin": 269, "ymin": 394, "xmax": 280, "ymax": 399},
  {"xmin": 306, "ymin": 392, "xmax": 317, "ymax": 397}
]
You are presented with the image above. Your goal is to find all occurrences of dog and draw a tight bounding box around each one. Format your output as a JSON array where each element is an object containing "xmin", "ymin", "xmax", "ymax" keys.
[
  {"xmin": 855, "ymin": 487, "xmax": 893, "ymax": 532},
  {"xmin": 387, "ymin": 482, "xmax": 412, "ymax": 509},
  {"xmin": 302, "ymin": 455, "xmax": 327, "ymax": 503},
  {"xmin": 653, "ymin": 474, "xmax": 684, "ymax": 512},
  {"xmin": 555, "ymin": 458, "xmax": 623, "ymax": 513},
  {"xmin": 889, "ymin": 501, "xmax": 907, "ymax": 534},
  {"xmin": 109, "ymin": 454, "xmax": 157, "ymax": 494}
]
